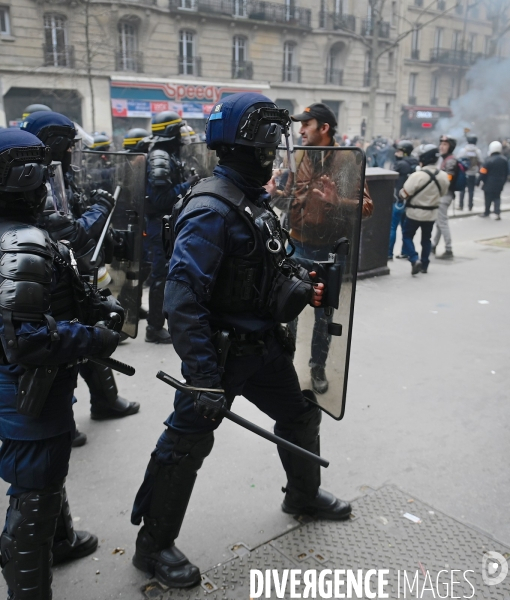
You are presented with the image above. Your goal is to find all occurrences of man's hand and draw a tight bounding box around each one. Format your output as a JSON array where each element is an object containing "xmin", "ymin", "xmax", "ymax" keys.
[
  {"xmin": 186, "ymin": 173, "xmax": 200, "ymax": 186},
  {"xmin": 264, "ymin": 174, "xmax": 278, "ymax": 197},
  {"xmin": 311, "ymin": 175, "xmax": 339, "ymax": 205},
  {"xmin": 309, "ymin": 271, "xmax": 324, "ymax": 308},
  {"xmin": 194, "ymin": 391, "xmax": 227, "ymax": 420}
]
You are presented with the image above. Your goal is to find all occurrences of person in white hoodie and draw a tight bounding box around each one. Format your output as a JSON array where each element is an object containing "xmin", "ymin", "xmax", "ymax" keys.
[{"xmin": 399, "ymin": 145, "xmax": 450, "ymax": 275}]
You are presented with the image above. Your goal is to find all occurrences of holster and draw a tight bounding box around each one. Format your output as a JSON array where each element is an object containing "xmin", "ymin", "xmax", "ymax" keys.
[{"xmin": 17, "ymin": 366, "xmax": 58, "ymax": 418}]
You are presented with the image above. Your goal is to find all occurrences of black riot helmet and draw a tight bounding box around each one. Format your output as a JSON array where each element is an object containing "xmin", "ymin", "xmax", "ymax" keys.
[
  {"xmin": 151, "ymin": 111, "xmax": 183, "ymax": 144},
  {"xmin": 123, "ymin": 127, "xmax": 150, "ymax": 152},
  {"xmin": 419, "ymin": 144, "xmax": 440, "ymax": 167},
  {"xmin": 22, "ymin": 104, "xmax": 52, "ymax": 119},
  {"xmin": 20, "ymin": 111, "xmax": 76, "ymax": 167},
  {"xmin": 395, "ymin": 140, "xmax": 414, "ymax": 156},
  {"xmin": 466, "ymin": 135, "xmax": 478, "ymax": 145},
  {"xmin": 0, "ymin": 129, "xmax": 52, "ymax": 214},
  {"xmin": 439, "ymin": 134, "xmax": 457, "ymax": 154},
  {"xmin": 91, "ymin": 132, "xmax": 112, "ymax": 151}
]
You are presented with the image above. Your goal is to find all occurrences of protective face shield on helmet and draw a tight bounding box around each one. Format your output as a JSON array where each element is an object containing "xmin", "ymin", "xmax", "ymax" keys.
[
  {"xmin": 70, "ymin": 137, "xmax": 83, "ymax": 173},
  {"xmin": 44, "ymin": 161, "xmax": 68, "ymax": 214}
]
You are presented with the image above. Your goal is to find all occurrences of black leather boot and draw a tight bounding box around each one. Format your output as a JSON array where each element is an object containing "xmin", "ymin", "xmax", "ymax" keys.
[
  {"xmin": 80, "ymin": 361, "xmax": 140, "ymax": 420},
  {"xmin": 275, "ymin": 398, "xmax": 351, "ymax": 521},
  {"xmin": 1, "ymin": 481, "xmax": 63, "ymax": 599},
  {"xmin": 52, "ymin": 487, "xmax": 98, "ymax": 565},
  {"xmin": 132, "ymin": 432, "xmax": 214, "ymax": 588}
]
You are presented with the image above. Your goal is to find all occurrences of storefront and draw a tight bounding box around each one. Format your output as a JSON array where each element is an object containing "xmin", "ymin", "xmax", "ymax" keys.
[
  {"xmin": 400, "ymin": 105, "xmax": 452, "ymax": 140},
  {"xmin": 110, "ymin": 76, "xmax": 270, "ymax": 148}
]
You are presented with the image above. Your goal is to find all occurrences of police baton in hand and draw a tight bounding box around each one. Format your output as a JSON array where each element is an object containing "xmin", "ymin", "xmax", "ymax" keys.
[
  {"xmin": 156, "ymin": 371, "xmax": 329, "ymax": 468},
  {"xmin": 90, "ymin": 185, "xmax": 121, "ymax": 265}
]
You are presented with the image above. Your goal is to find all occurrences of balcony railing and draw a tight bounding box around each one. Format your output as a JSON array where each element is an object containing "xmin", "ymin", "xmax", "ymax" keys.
[
  {"xmin": 362, "ymin": 18, "xmax": 390, "ymax": 38},
  {"xmin": 318, "ymin": 11, "xmax": 356, "ymax": 32},
  {"xmin": 115, "ymin": 51, "xmax": 144, "ymax": 73},
  {"xmin": 325, "ymin": 68, "xmax": 343, "ymax": 85},
  {"xmin": 169, "ymin": 0, "xmax": 311, "ymax": 27},
  {"xmin": 179, "ymin": 56, "xmax": 202, "ymax": 76},
  {"xmin": 232, "ymin": 60, "xmax": 253, "ymax": 79},
  {"xmin": 411, "ymin": 49, "xmax": 420, "ymax": 60},
  {"xmin": 430, "ymin": 48, "xmax": 483, "ymax": 66},
  {"xmin": 43, "ymin": 44, "xmax": 74, "ymax": 68},
  {"xmin": 282, "ymin": 65, "xmax": 301, "ymax": 83}
]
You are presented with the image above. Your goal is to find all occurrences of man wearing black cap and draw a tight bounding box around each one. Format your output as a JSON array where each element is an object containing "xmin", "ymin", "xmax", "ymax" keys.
[{"xmin": 267, "ymin": 102, "xmax": 372, "ymax": 395}]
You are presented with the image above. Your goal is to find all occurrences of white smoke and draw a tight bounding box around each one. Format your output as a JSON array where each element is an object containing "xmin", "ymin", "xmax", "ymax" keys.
[{"xmin": 436, "ymin": 55, "xmax": 510, "ymax": 152}]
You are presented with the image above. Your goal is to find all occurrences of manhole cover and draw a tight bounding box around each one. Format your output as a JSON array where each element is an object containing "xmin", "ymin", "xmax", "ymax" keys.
[{"xmin": 478, "ymin": 236, "xmax": 510, "ymax": 249}]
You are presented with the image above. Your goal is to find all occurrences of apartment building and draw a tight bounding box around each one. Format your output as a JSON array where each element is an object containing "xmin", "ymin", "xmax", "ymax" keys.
[{"xmin": 0, "ymin": 0, "xmax": 506, "ymax": 141}]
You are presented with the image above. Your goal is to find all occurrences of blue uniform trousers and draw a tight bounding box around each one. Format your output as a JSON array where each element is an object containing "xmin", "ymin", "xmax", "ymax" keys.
[
  {"xmin": 146, "ymin": 216, "xmax": 168, "ymax": 329},
  {"xmin": 131, "ymin": 335, "xmax": 313, "ymax": 524}
]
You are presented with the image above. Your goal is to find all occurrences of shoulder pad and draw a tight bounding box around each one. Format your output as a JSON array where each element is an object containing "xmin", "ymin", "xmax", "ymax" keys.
[
  {"xmin": 0, "ymin": 223, "xmax": 53, "ymax": 258},
  {"xmin": 38, "ymin": 212, "xmax": 76, "ymax": 242},
  {"xmin": 188, "ymin": 176, "xmax": 246, "ymax": 208}
]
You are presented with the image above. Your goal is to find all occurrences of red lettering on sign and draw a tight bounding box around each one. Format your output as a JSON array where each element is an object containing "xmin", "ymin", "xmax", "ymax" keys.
[{"xmin": 195, "ymin": 87, "xmax": 205, "ymax": 100}]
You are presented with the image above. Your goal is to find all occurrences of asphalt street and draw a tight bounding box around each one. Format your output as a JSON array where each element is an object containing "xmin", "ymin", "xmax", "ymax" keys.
[{"xmin": 0, "ymin": 186, "xmax": 508, "ymax": 599}]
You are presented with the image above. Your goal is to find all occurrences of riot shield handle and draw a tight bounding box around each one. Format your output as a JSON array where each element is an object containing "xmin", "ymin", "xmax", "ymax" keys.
[
  {"xmin": 156, "ymin": 370, "xmax": 329, "ymax": 468},
  {"xmin": 90, "ymin": 185, "xmax": 121, "ymax": 265}
]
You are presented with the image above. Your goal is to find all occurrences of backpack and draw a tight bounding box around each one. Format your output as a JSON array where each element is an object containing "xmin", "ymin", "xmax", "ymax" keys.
[{"xmin": 445, "ymin": 155, "xmax": 467, "ymax": 192}]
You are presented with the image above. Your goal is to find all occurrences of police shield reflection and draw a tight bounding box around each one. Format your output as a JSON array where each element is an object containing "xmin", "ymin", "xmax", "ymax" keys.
[
  {"xmin": 179, "ymin": 141, "xmax": 218, "ymax": 179},
  {"xmin": 80, "ymin": 150, "xmax": 147, "ymax": 338},
  {"xmin": 271, "ymin": 146, "xmax": 365, "ymax": 420}
]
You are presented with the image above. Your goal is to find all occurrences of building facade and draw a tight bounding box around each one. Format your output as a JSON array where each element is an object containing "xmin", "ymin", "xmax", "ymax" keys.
[{"xmin": 0, "ymin": 0, "xmax": 507, "ymax": 144}]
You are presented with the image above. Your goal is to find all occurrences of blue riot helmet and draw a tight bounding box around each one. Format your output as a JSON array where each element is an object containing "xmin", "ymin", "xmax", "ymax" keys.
[
  {"xmin": 123, "ymin": 127, "xmax": 149, "ymax": 152},
  {"xmin": 20, "ymin": 111, "xmax": 76, "ymax": 168},
  {"xmin": 151, "ymin": 111, "xmax": 183, "ymax": 145},
  {"xmin": 22, "ymin": 103, "xmax": 52, "ymax": 119},
  {"xmin": 0, "ymin": 129, "xmax": 52, "ymax": 213},
  {"xmin": 206, "ymin": 92, "xmax": 292, "ymax": 169},
  {"xmin": 91, "ymin": 132, "xmax": 112, "ymax": 152}
]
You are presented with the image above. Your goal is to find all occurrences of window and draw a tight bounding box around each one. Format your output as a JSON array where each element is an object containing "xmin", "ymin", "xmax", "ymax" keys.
[
  {"xmin": 44, "ymin": 14, "xmax": 71, "ymax": 67},
  {"xmin": 437, "ymin": 0, "xmax": 446, "ymax": 9},
  {"xmin": 283, "ymin": 41, "xmax": 299, "ymax": 82},
  {"xmin": 285, "ymin": 0, "xmax": 295, "ymax": 22},
  {"xmin": 179, "ymin": 0, "xmax": 196, "ymax": 9},
  {"xmin": 455, "ymin": 0, "xmax": 463, "ymax": 15},
  {"xmin": 411, "ymin": 28, "xmax": 420, "ymax": 59},
  {"xmin": 467, "ymin": 33, "xmax": 477, "ymax": 53},
  {"xmin": 233, "ymin": 0, "xmax": 247, "ymax": 17},
  {"xmin": 334, "ymin": 0, "xmax": 343, "ymax": 15},
  {"xmin": 485, "ymin": 35, "xmax": 492, "ymax": 56},
  {"xmin": 232, "ymin": 36, "xmax": 251, "ymax": 78},
  {"xmin": 179, "ymin": 30, "xmax": 196, "ymax": 75},
  {"xmin": 384, "ymin": 103, "xmax": 391, "ymax": 119},
  {"xmin": 452, "ymin": 30, "xmax": 461, "ymax": 51},
  {"xmin": 431, "ymin": 73, "xmax": 439, "ymax": 104},
  {"xmin": 391, "ymin": 1, "xmax": 397, "ymax": 26},
  {"xmin": 434, "ymin": 27, "xmax": 443, "ymax": 50},
  {"xmin": 408, "ymin": 73, "xmax": 418, "ymax": 104},
  {"xmin": 388, "ymin": 51, "xmax": 394, "ymax": 72},
  {"xmin": 449, "ymin": 75, "xmax": 456, "ymax": 103},
  {"xmin": 0, "ymin": 7, "xmax": 10, "ymax": 35},
  {"xmin": 326, "ymin": 45, "xmax": 343, "ymax": 85},
  {"xmin": 118, "ymin": 21, "xmax": 138, "ymax": 71},
  {"xmin": 364, "ymin": 52, "xmax": 372, "ymax": 86}
]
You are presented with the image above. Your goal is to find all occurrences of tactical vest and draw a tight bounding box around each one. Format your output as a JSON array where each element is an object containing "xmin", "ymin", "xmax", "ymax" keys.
[
  {"xmin": 0, "ymin": 220, "xmax": 85, "ymax": 350},
  {"xmin": 163, "ymin": 176, "xmax": 313, "ymax": 323}
]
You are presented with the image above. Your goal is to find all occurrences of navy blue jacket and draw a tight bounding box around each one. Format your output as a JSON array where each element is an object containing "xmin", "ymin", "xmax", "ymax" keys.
[{"xmin": 164, "ymin": 166, "xmax": 276, "ymax": 389}]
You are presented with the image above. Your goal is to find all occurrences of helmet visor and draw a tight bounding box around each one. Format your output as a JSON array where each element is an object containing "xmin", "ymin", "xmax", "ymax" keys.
[{"xmin": 45, "ymin": 161, "xmax": 68, "ymax": 214}]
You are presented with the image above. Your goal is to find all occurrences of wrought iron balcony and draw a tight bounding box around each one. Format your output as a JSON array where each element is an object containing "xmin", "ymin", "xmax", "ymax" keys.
[
  {"xmin": 325, "ymin": 68, "xmax": 343, "ymax": 85},
  {"xmin": 232, "ymin": 60, "xmax": 253, "ymax": 79},
  {"xmin": 430, "ymin": 48, "xmax": 483, "ymax": 66},
  {"xmin": 362, "ymin": 18, "xmax": 390, "ymax": 39},
  {"xmin": 115, "ymin": 51, "xmax": 144, "ymax": 73},
  {"xmin": 169, "ymin": 0, "xmax": 311, "ymax": 27},
  {"xmin": 178, "ymin": 55, "xmax": 202, "ymax": 76},
  {"xmin": 282, "ymin": 65, "xmax": 301, "ymax": 83},
  {"xmin": 318, "ymin": 11, "xmax": 356, "ymax": 32},
  {"xmin": 43, "ymin": 44, "xmax": 74, "ymax": 68}
]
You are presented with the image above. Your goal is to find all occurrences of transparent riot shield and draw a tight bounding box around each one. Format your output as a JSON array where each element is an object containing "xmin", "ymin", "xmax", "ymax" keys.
[
  {"xmin": 81, "ymin": 150, "xmax": 147, "ymax": 339},
  {"xmin": 180, "ymin": 142, "xmax": 217, "ymax": 179},
  {"xmin": 272, "ymin": 146, "xmax": 366, "ymax": 420}
]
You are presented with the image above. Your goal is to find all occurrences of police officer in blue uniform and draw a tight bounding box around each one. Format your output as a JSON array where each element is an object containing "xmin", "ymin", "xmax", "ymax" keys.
[
  {"xmin": 0, "ymin": 129, "xmax": 123, "ymax": 598},
  {"xmin": 21, "ymin": 111, "xmax": 140, "ymax": 425},
  {"xmin": 144, "ymin": 111, "xmax": 199, "ymax": 344},
  {"xmin": 131, "ymin": 93, "xmax": 351, "ymax": 588},
  {"xmin": 123, "ymin": 128, "xmax": 150, "ymax": 153}
]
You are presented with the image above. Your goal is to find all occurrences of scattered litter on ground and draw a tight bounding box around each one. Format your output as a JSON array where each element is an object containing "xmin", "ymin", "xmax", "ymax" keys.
[{"xmin": 403, "ymin": 512, "xmax": 422, "ymax": 524}]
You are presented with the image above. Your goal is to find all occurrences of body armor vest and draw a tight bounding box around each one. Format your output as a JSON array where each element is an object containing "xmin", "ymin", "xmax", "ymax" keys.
[
  {"xmin": 164, "ymin": 176, "xmax": 313, "ymax": 323},
  {"xmin": 148, "ymin": 149, "xmax": 185, "ymax": 187}
]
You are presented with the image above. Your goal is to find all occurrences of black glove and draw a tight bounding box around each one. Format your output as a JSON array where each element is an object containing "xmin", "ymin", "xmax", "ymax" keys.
[
  {"xmin": 94, "ymin": 322, "xmax": 120, "ymax": 357},
  {"xmin": 186, "ymin": 173, "xmax": 200, "ymax": 186},
  {"xmin": 90, "ymin": 189, "xmax": 115, "ymax": 211},
  {"xmin": 97, "ymin": 289, "xmax": 125, "ymax": 331},
  {"xmin": 193, "ymin": 391, "xmax": 227, "ymax": 420}
]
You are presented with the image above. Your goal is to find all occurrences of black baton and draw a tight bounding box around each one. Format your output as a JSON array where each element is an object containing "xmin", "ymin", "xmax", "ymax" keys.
[
  {"xmin": 89, "ymin": 356, "xmax": 135, "ymax": 376},
  {"xmin": 156, "ymin": 370, "xmax": 329, "ymax": 468}
]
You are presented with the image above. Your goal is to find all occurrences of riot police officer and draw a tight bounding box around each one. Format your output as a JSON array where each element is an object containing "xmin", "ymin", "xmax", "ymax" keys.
[
  {"xmin": 20, "ymin": 111, "xmax": 140, "ymax": 425},
  {"xmin": 0, "ymin": 128, "xmax": 123, "ymax": 599},
  {"xmin": 131, "ymin": 93, "xmax": 351, "ymax": 588},
  {"xmin": 22, "ymin": 104, "xmax": 52, "ymax": 119},
  {"xmin": 144, "ymin": 111, "xmax": 199, "ymax": 344},
  {"xmin": 123, "ymin": 127, "xmax": 150, "ymax": 153}
]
